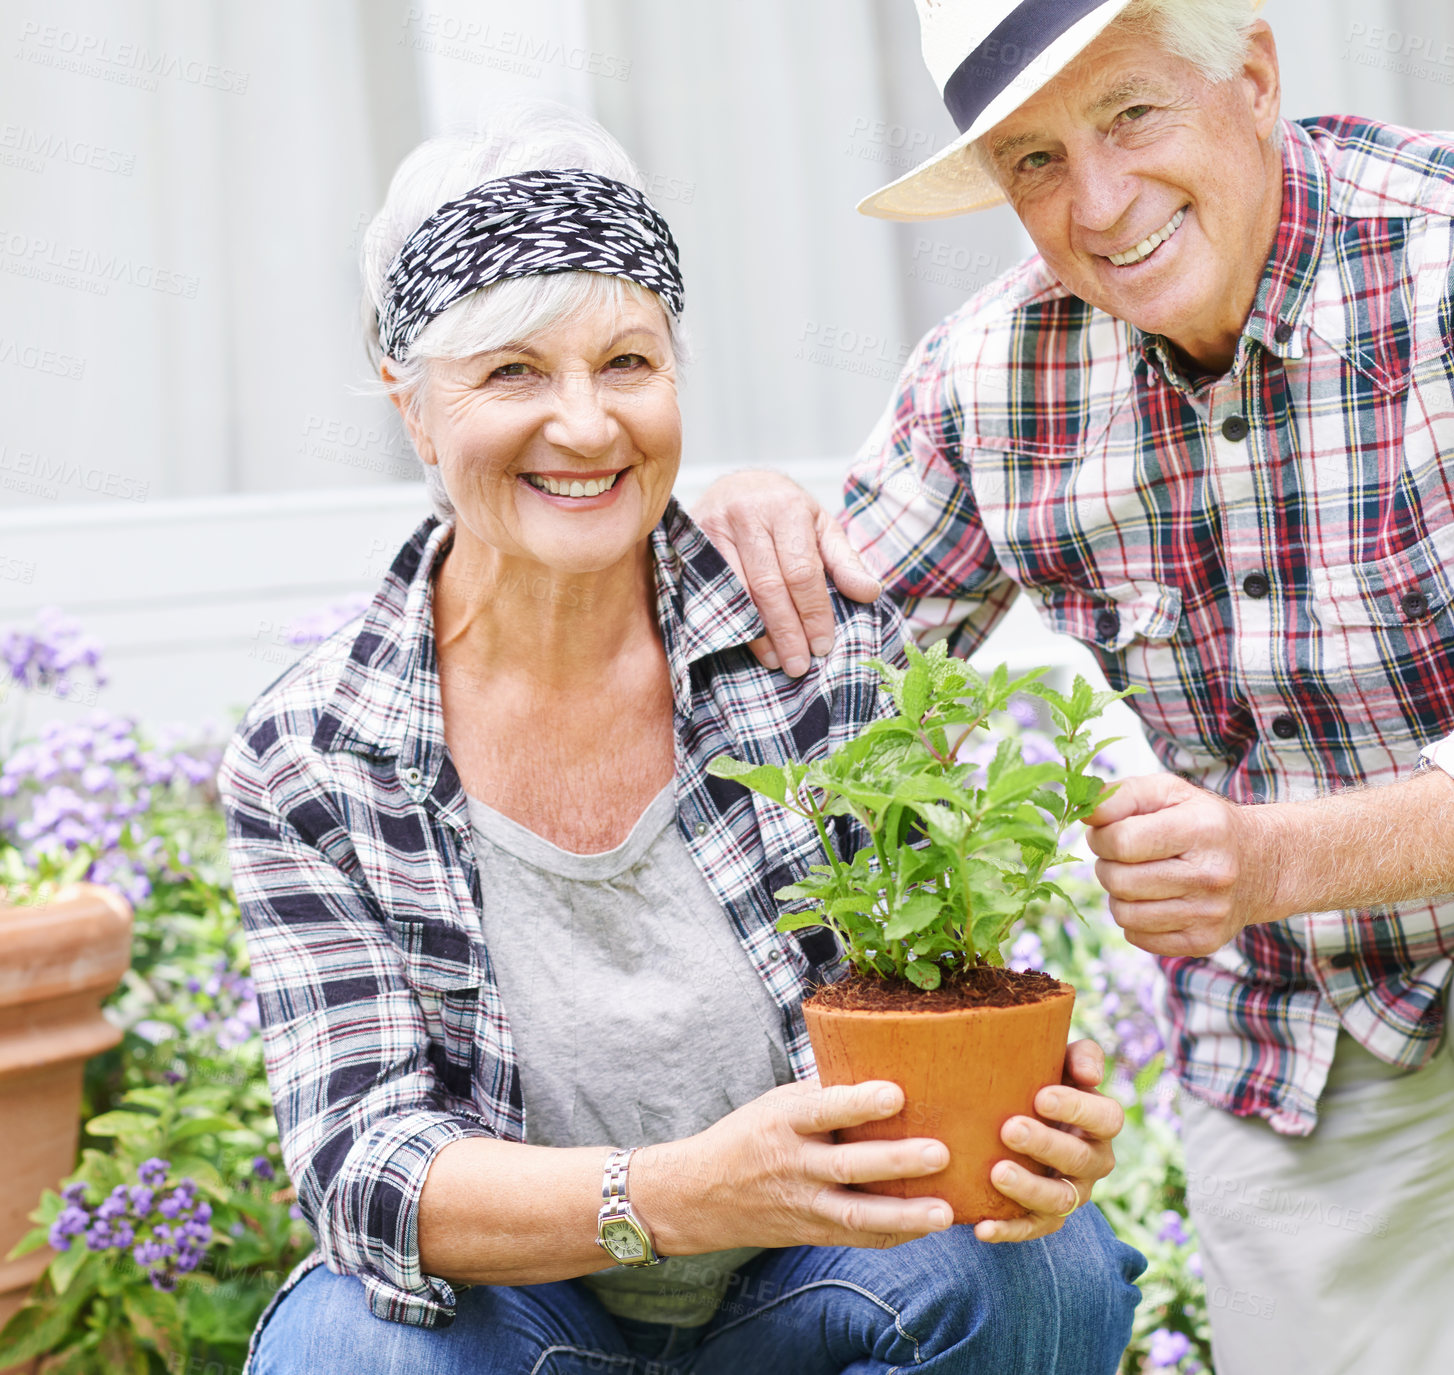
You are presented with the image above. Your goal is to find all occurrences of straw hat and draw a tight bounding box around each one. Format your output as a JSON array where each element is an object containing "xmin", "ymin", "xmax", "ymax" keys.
[{"xmin": 858, "ymin": 0, "xmax": 1263, "ymax": 220}]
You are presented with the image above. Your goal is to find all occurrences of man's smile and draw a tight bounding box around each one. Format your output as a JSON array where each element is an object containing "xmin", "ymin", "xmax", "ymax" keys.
[{"xmin": 1105, "ymin": 206, "xmax": 1188, "ymax": 267}]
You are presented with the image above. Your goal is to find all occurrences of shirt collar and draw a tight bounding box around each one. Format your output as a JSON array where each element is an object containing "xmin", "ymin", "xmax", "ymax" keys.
[
  {"xmin": 313, "ymin": 497, "xmax": 766, "ymax": 761},
  {"xmin": 1133, "ymin": 118, "xmax": 1329, "ymax": 384}
]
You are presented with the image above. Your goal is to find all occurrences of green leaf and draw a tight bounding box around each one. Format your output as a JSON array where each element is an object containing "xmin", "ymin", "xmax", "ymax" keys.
[
  {"xmin": 984, "ymin": 761, "xmax": 1063, "ymax": 809},
  {"xmin": 882, "ymin": 891, "xmax": 944, "ymax": 940},
  {"xmin": 901, "ymin": 660, "xmax": 930, "ymax": 723},
  {"xmin": 903, "ymin": 960, "xmax": 942, "ymax": 990},
  {"xmin": 6, "ymin": 1226, "xmax": 51, "ymax": 1262},
  {"xmin": 49, "ymin": 1241, "xmax": 98, "ymax": 1297},
  {"xmin": 0, "ymin": 1278, "xmax": 93, "ymax": 1365},
  {"xmin": 122, "ymin": 1281, "xmax": 183, "ymax": 1358},
  {"xmin": 119, "ymin": 1086, "xmax": 177, "ymax": 1111},
  {"xmin": 705, "ymin": 755, "xmax": 789, "ymax": 804},
  {"xmin": 774, "ymin": 909, "xmax": 830, "ymax": 933},
  {"xmin": 169, "ymin": 1113, "xmax": 244, "ymax": 1143},
  {"xmin": 1133, "ymin": 1052, "xmax": 1167, "ymax": 1101},
  {"xmin": 773, "ymin": 881, "xmax": 818, "ymax": 901},
  {"xmin": 83, "ymin": 1109, "xmax": 160, "ymax": 1139}
]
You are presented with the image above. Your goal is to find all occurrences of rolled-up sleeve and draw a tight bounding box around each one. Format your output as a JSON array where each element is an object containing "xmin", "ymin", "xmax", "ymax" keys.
[
  {"xmin": 220, "ymin": 734, "xmax": 493, "ymax": 1327},
  {"xmin": 1421, "ymin": 733, "xmax": 1454, "ymax": 779},
  {"xmin": 842, "ymin": 321, "xmax": 1018, "ymax": 657}
]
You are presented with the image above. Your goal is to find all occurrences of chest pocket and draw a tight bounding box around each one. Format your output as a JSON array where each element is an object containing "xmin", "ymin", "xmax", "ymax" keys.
[
  {"xmin": 1310, "ymin": 521, "xmax": 1454, "ymax": 636},
  {"xmin": 1030, "ymin": 580, "xmax": 1183, "ymax": 656},
  {"xmin": 389, "ymin": 916, "xmax": 484, "ymax": 1099},
  {"xmin": 390, "ymin": 916, "xmax": 483, "ymax": 992}
]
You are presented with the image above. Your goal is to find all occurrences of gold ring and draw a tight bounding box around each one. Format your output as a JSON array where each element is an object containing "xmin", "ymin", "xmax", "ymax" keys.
[{"xmin": 1056, "ymin": 1182, "xmax": 1080, "ymax": 1218}]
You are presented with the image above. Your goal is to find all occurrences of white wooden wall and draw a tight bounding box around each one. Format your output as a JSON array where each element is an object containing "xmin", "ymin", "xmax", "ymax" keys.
[
  {"xmin": 0, "ymin": 457, "xmax": 1158, "ymax": 773},
  {"xmin": 6, "ymin": 0, "xmax": 1438, "ymax": 775}
]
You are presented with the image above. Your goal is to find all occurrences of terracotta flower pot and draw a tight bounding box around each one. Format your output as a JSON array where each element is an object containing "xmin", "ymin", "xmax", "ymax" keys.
[
  {"xmin": 803, "ymin": 979, "xmax": 1076, "ymax": 1224},
  {"xmin": 0, "ymin": 884, "xmax": 132, "ymax": 1343}
]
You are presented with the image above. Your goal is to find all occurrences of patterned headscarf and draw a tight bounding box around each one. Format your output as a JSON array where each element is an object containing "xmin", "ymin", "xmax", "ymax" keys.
[{"xmin": 377, "ymin": 168, "xmax": 684, "ymax": 362}]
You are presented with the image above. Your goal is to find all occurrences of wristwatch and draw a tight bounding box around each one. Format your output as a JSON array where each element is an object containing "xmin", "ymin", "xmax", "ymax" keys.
[{"xmin": 595, "ymin": 1147, "xmax": 661, "ymax": 1266}]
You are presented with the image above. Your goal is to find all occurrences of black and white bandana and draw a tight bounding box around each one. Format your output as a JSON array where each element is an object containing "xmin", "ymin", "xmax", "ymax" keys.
[{"xmin": 377, "ymin": 168, "xmax": 684, "ymax": 362}]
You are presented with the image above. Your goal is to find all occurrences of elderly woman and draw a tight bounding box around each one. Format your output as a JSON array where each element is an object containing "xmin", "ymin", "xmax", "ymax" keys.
[{"xmin": 220, "ymin": 103, "xmax": 1143, "ymax": 1374}]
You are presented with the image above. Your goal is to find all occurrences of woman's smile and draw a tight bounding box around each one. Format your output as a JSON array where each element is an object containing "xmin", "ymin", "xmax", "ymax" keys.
[{"xmin": 521, "ymin": 466, "xmax": 627, "ymax": 505}]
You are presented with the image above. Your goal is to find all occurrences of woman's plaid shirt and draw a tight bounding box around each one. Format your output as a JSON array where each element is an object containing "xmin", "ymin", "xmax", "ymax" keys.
[
  {"xmin": 844, "ymin": 117, "xmax": 1454, "ymax": 1137},
  {"xmin": 219, "ymin": 500, "xmax": 899, "ymax": 1328}
]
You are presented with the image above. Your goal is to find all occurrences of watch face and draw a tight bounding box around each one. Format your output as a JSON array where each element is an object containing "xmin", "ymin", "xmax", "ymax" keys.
[{"xmin": 601, "ymin": 1217, "xmax": 647, "ymax": 1263}]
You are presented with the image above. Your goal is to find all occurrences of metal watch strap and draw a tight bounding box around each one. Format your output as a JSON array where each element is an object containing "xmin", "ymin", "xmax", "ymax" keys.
[
  {"xmin": 596, "ymin": 1146, "xmax": 660, "ymax": 1265},
  {"xmin": 602, "ymin": 1146, "xmax": 636, "ymax": 1208}
]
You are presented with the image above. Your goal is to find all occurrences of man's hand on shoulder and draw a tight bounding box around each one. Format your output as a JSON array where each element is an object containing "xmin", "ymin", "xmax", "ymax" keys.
[
  {"xmin": 695, "ymin": 470, "xmax": 880, "ymax": 677},
  {"xmin": 1085, "ymin": 774, "xmax": 1289, "ymax": 957}
]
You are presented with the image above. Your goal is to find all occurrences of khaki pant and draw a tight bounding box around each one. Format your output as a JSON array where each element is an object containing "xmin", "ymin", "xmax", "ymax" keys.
[{"xmin": 1182, "ymin": 1006, "xmax": 1454, "ymax": 1375}]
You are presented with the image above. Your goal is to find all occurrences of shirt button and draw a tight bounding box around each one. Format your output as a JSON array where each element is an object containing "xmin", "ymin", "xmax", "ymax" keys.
[
  {"xmin": 768, "ymin": 948, "xmax": 784, "ymax": 962},
  {"xmin": 1401, "ymin": 590, "xmax": 1429, "ymax": 620},
  {"xmin": 1328, "ymin": 952, "xmax": 1356, "ymax": 970},
  {"xmin": 1221, "ymin": 415, "xmax": 1250, "ymax": 441},
  {"xmin": 401, "ymin": 766, "xmax": 423, "ymax": 786},
  {"xmin": 1274, "ymin": 321, "xmax": 1294, "ymax": 344},
  {"xmin": 1271, "ymin": 715, "xmax": 1298, "ymax": 740},
  {"xmin": 1242, "ymin": 572, "xmax": 1271, "ymax": 599},
  {"xmin": 1095, "ymin": 609, "xmax": 1120, "ymax": 640},
  {"xmin": 694, "ymin": 821, "xmax": 709, "ymax": 837}
]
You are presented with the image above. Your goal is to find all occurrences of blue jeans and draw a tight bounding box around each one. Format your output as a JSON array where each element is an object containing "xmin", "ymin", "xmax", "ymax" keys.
[{"xmin": 250, "ymin": 1205, "xmax": 1144, "ymax": 1374}]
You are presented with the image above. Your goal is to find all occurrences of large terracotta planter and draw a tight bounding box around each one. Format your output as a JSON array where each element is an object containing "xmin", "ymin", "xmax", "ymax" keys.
[
  {"xmin": 804, "ymin": 980, "xmax": 1075, "ymax": 1224},
  {"xmin": 0, "ymin": 884, "xmax": 132, "ymax": 1340}
]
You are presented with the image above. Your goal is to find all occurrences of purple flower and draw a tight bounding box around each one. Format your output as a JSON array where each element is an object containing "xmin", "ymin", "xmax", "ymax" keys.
[
  {"xmin": 84, "ymin": 1222, "xmax": 117, "ymax": 1251},
  {"xmin": 60, "ymin": 1182, "xmax": 88, "ymax": 1207},
  {"xmin": 1007, "ymin": 930, "xmax": 1044, "ymax": 972},
  {"xmin": 0, "ymin": 609, "xmax": 106, "ymax": 694},
  {"xmin": 1148, "ymin": 1328, "xmax": 1193, "ymax": 1368},
  {"xmin": 288, "ymin": 1203, "xmax": 303, "ymax": 1221},
  {"xmin": 1188, "ymin": 1251, "xmax": 1203, "ymax": 1279},
  {"xmin": 136, "ymin": 1157, "xmax": 170, "ymax": 1189},
  {"xmin": 1008, "ymin": 697, "xmax": 1039, "ymax": 729},
  {"xmin": 285, "ymin": 595, "xmax": 369, "ymax": 648},
  {"xmin": 252, "ymin": 1156, "xmax": 276, "ymax": 1182},
  {"xmin": 129, "ymin": 1185, "xmax": 155, "ymax": 1215},
  {"xmin": 48, "ymin": 1204, "xmax": 91, "ymax": 1250},
  {"xmin": 133, "ymin": 1233, "xmax": 173, "ymax": 1268},
  {"xmin": 157, "ymin": 1182, "xmax": 197, "ymax": 1219},
  {"xmin": 1156, "ymin": 1210, "xmax": 1189, "ymax": 1246}
]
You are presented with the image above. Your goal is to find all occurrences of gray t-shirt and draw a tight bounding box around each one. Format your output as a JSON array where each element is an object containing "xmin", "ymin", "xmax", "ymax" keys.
[{"xmin": 465, "ymin": 782, "xmax": 793, "ymax": 1325}]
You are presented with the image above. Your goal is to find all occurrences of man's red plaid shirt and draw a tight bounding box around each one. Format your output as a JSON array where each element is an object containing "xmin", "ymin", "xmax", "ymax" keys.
[{"xmin": 845, "ymin": 117, "xmax": 1454, "ymax": 1135}]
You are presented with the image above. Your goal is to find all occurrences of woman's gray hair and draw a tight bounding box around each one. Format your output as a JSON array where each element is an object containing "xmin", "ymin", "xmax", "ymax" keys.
[{"xmin": 360, "ymin": 101, "xmax": 686, "ymax": 520}]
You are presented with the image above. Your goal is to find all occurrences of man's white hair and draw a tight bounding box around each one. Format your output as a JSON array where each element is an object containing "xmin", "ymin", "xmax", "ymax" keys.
[
  {"xmin": 972, "ymin": 0, "xmax": 1271, "ymax": 180},
  {"xmin": 1116, "ymin": 0, "xmax": 1263, "ymax": 83},
  {"xmin": 360, "ymin": 100, "xmax": 685, "ymax": 521}
]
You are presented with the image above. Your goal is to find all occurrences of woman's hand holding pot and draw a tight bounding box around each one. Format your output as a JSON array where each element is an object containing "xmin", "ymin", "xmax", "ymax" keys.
[
  {"xmin": 974, "ymin": 1039, "xmax": 1125, "ymax": 1244},
  {"xmin": 631, "ymin": 1078, "xmax": 955, "ymax": 1255}
]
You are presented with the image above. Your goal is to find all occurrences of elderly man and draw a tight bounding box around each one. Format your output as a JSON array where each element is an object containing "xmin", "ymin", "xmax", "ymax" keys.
[{"xmin": 698, "ymin": 1, "xmax": 1454, "ymax": 1371}]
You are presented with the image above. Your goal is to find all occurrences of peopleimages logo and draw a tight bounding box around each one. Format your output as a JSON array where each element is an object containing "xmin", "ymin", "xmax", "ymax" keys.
[
  {"xmin": 14, "ymin": 21, "xmax": 249, "ymax": 94},
  {"xmin": 0, "ymin": 337, "xmax": 85, "ymax": 382},
  {"xmin": 0, "ymin": 445, "xmax": 150, "ymax": 503},
  {"xmin": 0, "ymin": 123, "xmax": 136, "ymax": 177},
  {"xmin": 0, "ymin": 231, "xmax": 200, "ymax": 299},
  {"xmin": 400, "ymin": 6, "xmax": 632, "ymax": 82}
]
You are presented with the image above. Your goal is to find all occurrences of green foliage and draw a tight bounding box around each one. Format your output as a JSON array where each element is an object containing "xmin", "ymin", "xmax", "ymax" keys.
[
  {"xmin": 0, "ymin": 787, "xmax": 312, "ymax": 1373},
  {"xmin": 1022, "ymin": 870, "xmax": 1212, "ymax": 1375},
  {"xmin": 709, "ymin": 645, "xmax": 1138, "ymax": 984}
]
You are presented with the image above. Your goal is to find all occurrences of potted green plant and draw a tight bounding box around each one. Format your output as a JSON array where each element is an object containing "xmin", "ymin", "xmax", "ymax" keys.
[{"xmin": 708, "ymin": 643, "xmax": 1133, "ymax": 1223}]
